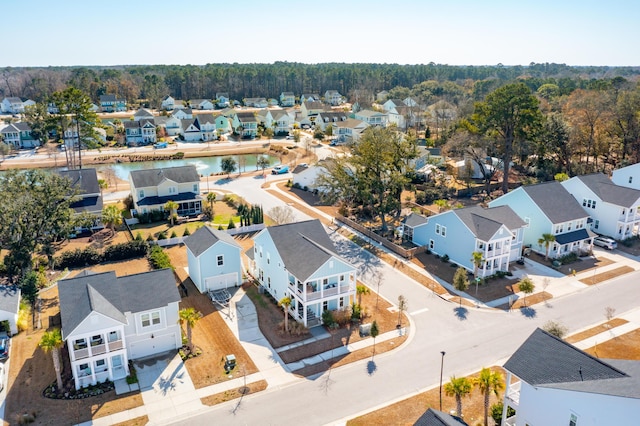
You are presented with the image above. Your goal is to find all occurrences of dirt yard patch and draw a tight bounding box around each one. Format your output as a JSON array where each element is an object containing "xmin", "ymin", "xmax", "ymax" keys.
[
  {"xmin": 113, "ymin": 416, "xmax": 149, "ymax": 426},
  {"xmin": 347, "ymin": 366, "xmax": 506, "ymax": 426},
  {"xmin": 565, "ymin": 318, "xmax": 629, "ymax": 344},
  {"xmin": 177, "ymin": 279, "xmax": 258, "ymax": 389},
  {"xmin": 3, "ymin": 286, "xmax": 144, "ymax": 426},
  {"xmin": 495, "ymin": 291, "xmax": 554, "ymax": 310},
  {"xmin": 584, "ymin": 328, "xmax": 640, "ymax": 360},
  {"xmin": 200, "ymin": 379, "xmax": 268, "ymax": 407},
  {"xmin": 579, "ymin": 265, "xmax": 635, "ymax": 285}
]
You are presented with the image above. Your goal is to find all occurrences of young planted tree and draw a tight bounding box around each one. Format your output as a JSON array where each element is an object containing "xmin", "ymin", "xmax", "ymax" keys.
[
  {"xmin": 39, "ymin": 328, "xmax": 64, "ymax": 391},
  {"xmin": 474, "ymin": 367, "xmax": 505, "ymax": 426},
  {"xmin": 256, "ymin": 155, "xmax": 270, "ymax": 176},
  {"xmin": 538, "ymin": 233, "xmax": 556, "ymax": 260},
  {"xmin": 518, "ymin": 276, "xmax": 535, "ymax": 307},
  {"xmin": 164, "ymin": 200, "xmax": 179, "ymax": 225},
  {"xmin": 268, "ymin": 206, "xmax": 296, "ymax": 225},
  {"xmin": 207, "ymin": 192, "xmax": 216, "ymax": 211},
  {"xmin": 278, "ymin": 296, "xmax": 292, "ymax": 333},
  {"xmin": 370, "ymin": 320, "xmax": 379, "ymax": 356},
  {"xmin": 178, "ymin": 307, "xmax": 203, "ymax": 351},
  {"xmin": 444, "ymin": 376, "xmax": 473, "ymax": 418},
  {"xmin": 453, "ymin": 267, "xmax": 470, "ymax": 306},
  {"xmin": 397, "ymin": 295, "xmax": 407, "ymax": 327}
]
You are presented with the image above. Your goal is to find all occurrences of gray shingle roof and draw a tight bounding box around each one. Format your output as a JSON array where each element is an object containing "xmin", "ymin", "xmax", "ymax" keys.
[
  {"xmin": 521, "ymin": 181, "xmax": 589, "ymax": 224},
  {"xmin": 185, "ymin": 226, "xmax": 240, "ymax": 257},
  {"xmin": 196, "ymin": 114, "xmax": 215, "ymax": 125},
  {"xmin": 414, "ymin": 409, "xmax": 468, "ymax": 426},
  {"xmin": 130, "ymin": 165, "xmax": 200, "ymax": 188},
  {"xmin": 453, "ymin": 205, "xmax": 526, "ymax": 241},
  {"xmin": 0, "ymin": 286, "xmax": 20, "ymax": 314},
  {"xmin": 58, "ymin": 269, "xmax": 180, "ymax": 338},
  {"xmin": 504, "ymin": 328, "xmax": 640, "ymax": 398},
  {"xmin": 574, "ymin": 173, "xmax": 640, "ymax": 208},
  {"xmin": 59, "ymin": 168, "xmax": 103, "ymax": 214},
  {"xmin": 264, "ymin": 219, "xmax": 344, "ymax": 281},
  {"xmin": 236, "ymin": 112, "xmax": 257, "ymax": 122},
  {"xmin": 134, "ymin": 108, "xmax": 153, "ymax": 117},
  {"xmin": 402, "ymin": 212, "xmax": 428, "ymax": 228}
]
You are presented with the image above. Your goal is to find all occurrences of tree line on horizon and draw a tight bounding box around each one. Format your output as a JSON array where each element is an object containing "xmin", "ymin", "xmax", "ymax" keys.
[{"xmin": 1, "ymin": 62, "xmax": 639, "ymax": 108}]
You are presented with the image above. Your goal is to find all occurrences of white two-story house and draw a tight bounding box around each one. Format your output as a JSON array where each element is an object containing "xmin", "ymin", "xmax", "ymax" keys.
[
  {"xmin": 563, "ymin": 173, "xmax": 640, "ymax": 240},
  {"xmin": 354, "ymin": 109, "xmax": 388, "ymax": 127},
  {"xmin": 129, "ymin": 165, "xmax": 202, "ymax": 217},
  {"xmin": 410, "ymin": 206, "xmax": 526, "ymax": 277},
  {"xmin": 58, "ymin": 268, "xmax": 181, "ymax": 389},
  {"xmin": 324, "ymin": 90, "xmax": 343, "ymax": 105},
  {"xmin": 280, "ymin": 92, "xmax": 295, "ymax": 107},
  {"xmin": 161, "ymin": 95, "xmax": 175, "ymax": 111},
  {"xmin": 250, "ymin": 219, "xmax": 357, "ymax": 327},
  {"xmin": 489, "ymin": 181, "xmax": 594, "ymax": 259},
  {"xmin": 502, "ymin": 328, "xmax": 640, "ymax": 426}
]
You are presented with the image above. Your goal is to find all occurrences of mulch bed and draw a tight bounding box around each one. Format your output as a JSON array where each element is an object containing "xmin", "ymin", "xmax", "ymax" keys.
[
  {"xmin": 584, "ymin": 329, "xmax": 640, "ymax": 360},
  {"xmin": 579, "ymin": 265, "xmax": 635, "ymax": 285},
  {"xmin": 200, "ymin": 380, "xmax": 268, "ymax": 407},
  {"xmin": 566, "ymin": 318, "xmax": 629, "ymax": 344}
]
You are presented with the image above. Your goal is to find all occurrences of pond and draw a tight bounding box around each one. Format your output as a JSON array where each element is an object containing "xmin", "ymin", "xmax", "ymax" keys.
[{"xmin": 92, "ymin": 154, "xmax": 280, "ymax": 181}]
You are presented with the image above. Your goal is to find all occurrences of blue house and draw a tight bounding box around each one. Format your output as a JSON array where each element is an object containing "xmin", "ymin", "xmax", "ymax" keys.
[
  {"xmin": 185, "ymin": 226, "xmax": 243, "ymax": 293},
  {"xmin": 250, "ymin": 219, "xmax": 357, "ymax": 327},
  {"xmin": 411, "ymin": 206, "xmax": 526, "ymax": 277},
  {"xmin": 489, "ymin": 182, "xmax": 594, "ymax": 259}
]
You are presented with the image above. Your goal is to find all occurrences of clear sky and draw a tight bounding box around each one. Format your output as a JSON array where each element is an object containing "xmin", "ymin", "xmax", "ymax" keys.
[{"xmin": 4, "ymin": 0, "xmax": 639, "ymax": 67}]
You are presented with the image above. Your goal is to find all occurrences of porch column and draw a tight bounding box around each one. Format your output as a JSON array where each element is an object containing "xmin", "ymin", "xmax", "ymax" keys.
[
  {"xmin": 501, "ymin": 371, "xmax": 512, "ymax": 421},
  {"xmin": 303, "ymin": 306, "xmax": 307, "ymax": 326}
]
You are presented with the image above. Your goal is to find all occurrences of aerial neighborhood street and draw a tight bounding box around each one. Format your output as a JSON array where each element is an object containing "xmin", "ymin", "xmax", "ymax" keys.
[{"xmin": 1, "ymin": 6, "xmax": 640, "ymax": 423}]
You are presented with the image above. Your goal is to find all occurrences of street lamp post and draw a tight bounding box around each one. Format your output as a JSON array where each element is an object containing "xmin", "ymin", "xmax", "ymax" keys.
[{"xmin": 439, "ymin": 351, "xmax": 446, "ymax": 411}]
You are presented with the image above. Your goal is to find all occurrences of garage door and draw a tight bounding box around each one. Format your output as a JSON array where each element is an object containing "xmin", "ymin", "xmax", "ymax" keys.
[
  {"xmin": 129, "ymin": 333, "xmax": 177, "ymax": 359},
  {"xmin": 204, "ymin": 273, "xmax": 239, "ymax": 292}
]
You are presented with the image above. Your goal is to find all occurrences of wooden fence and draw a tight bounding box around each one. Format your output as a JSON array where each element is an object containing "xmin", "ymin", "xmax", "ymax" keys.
[{"xmin": 335, "ymin": 215, "xmax": 427, "ymax": 259}]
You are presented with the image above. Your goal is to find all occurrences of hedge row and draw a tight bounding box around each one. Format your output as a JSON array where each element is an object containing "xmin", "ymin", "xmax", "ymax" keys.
[
  {"xmin": 148, "ymin": 245, "xmax": 173, "ymax": 270},
  {"xmin": 55, "ymin": 240, "xmax": 150, "ymax": 269}
]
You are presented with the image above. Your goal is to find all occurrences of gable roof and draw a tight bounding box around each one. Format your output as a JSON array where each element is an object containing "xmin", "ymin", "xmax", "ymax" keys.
[
  {"xmin": 303, "ymin": 100, "xmax": 325, "ymax": 110},
  {"xmin": 59, "ymin": 269, "xmax": 179, "ymax": 338},
  {"xmin": 236, "ymin": 112, "xmax": 257, "ymax": 123},
  {"xmin": 134, "ymin": 108, "xmax": 153, "ymax": 118},
  {"xmin": 263, "ymin": 219, "xmax": 347, "ymax": 281},
  {"xmin": 196, "ymin": 114, "xmax": 215, "ymax": 125},
  {"xmin": 402, "ymin": 212, "xmax": 429, "ymax": 228},
  {"xmin": 573, "ymin": 173, "xmax": 640, "ymax": 208},
  {"xmin": 504, "ymin": 328, "xmax": 640, "ymax": 398},
  {"xmin": 453, "ymin": 205, "xmax": 526, "ymax": 241},
  {"xmin": 130, "ymin": 165, "xmax": 200, "ymax": 188},
  {"xmin": 0, "ymin": 286, "xmax": 20, "ymax": 314},
  {"xmin": 414, "ymin": 408, "xmax": 468, "ymax": 426},
  {"xmin": 520, "ymin": 181, "xmax": 588, "ymax": 223},
  {"xmin": 58, "ymin": 168, "xmax": 102, "ymax": 213},
  {"xmin": 185, "ymin": 226, "xmax": 240, "ymax": 257}
]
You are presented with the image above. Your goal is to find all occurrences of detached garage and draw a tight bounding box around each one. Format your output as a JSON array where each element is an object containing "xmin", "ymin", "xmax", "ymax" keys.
[{"xmin": 185, "ymin": 226, "xmax": 243, "ymax": 294}]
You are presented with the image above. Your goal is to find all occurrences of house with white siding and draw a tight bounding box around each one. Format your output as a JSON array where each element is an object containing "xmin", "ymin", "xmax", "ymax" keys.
[
  {"xmin": 324, "ymin": 90, "xmax": 343, "ymax": 106},
  {"xmin": 124, "ymin": 119, "xmax": 156, "ymax": 146},
  {"xmin": 185, "ymin": 226, "xmax": 243, "ymax": 293},
  {"xmin": 189, "ymin": 99, "xmax": 214, "ymax": 110},
  {"xmin": 410, "ymin": 206, "xmax": 526, "ymax": 277},
  {"xmin": 232, "ymin": 112, "xmax": 258, "ymax": 138},
  {"xmin": 0, "ymin": 122, "xmax": 38, "ymax": 148},
  {"xmin": 0, "ymin": 286, "xmax": 20, "ymax": 335},
  {"xmin": 129, "ymin": 165, "xmax": 202, "ymax": 217},
  {"xmin": 161, "ymin": 95, "xmax": 175, "ymax": 111},
  {"xmin": 280, "ymin": 92, "xmax": 295, "ymax": 107},
  {"xmin": 249, "ymin": 219, "xmax": 356, "ymax": 327},
  {"xmin": 58, "ymin": 269, "xmax": 181, "ymax": 389},
  {"xmin": 489, "ymin": 182, "xmax": 594, "ymax": 259},
  {"xmin": 133, "ymin": 108, "xmax": 154, "ymax": 121},
  {"xmin": 562, "ymin": 173, "xmax": 640, "ymax": 240},
  {"xmin": 354, "ymin": 109, "xmax": 388, "ymax": 127},
  {"xmin": 502, "ymin": 328, "xmax": 640, "ymax": 426}
]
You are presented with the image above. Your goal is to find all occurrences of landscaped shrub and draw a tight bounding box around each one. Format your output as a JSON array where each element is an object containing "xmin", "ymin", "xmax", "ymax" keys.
[
  {"xmin": 170, "ymin": 231, "xmax": 177, "ymax": 239},
  {"xmin": 441, "ymin": 254, "xmax": 450, "ymax": 263},
  {"xmin": 55, "ymin": 247, "xmax": 101, "ymax": 269},
  {"xmin": 558, "ymin": 252, "xmax": 579, "ymax": 264},
  {"xmin": 321, "ymin": 310, "xmax": 335, "ymax": 327},
  {"xmin": 227, "ymin": 219, "xmax": 236, "ymax": 229},
  {"xmin": 134, "ymin": 232, "xmax": 143, "ymax": 241},
  {"xmin": 333, "ymin": 307, "xmax": 352, "ymax": 327},
  {"xmin": 183, "ymin": 227, "xmax": 191, "ymax": 236},
  {"xmin": 146, "ymin": 234, "xmax": 154, "ymax": 242},
  {"xmin": 157, "ymin": 231, "xmax": 167, "ymax": 240},
  {"xmin": 102, "ymin": 240, "xmax": 149, "ymax": 262},
  {"xmin": 351, "ymin": 302, "xmax": 361, "ymax": 321},
  {"xmin": 148, "ymin": 245, "xmax": 173, "ymax": 270}
]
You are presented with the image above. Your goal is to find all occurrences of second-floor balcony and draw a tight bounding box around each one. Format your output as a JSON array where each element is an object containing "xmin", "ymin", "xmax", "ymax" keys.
[
  {"xmin": 289, "ymin": 279, "xmax": 353, "ymax": 301},
  {"xmin": 72, "ymin": 336, "xmax": 124, "ymax": 360}
]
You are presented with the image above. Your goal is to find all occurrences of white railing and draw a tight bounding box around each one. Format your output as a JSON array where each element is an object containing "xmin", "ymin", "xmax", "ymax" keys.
[
  {"xmin": 108, "ymin": 339, "xmax": 124, "ymax": 351},
  {"xmin": 505, "ymin": 381, "xmax": 521, "ymax": 405}
]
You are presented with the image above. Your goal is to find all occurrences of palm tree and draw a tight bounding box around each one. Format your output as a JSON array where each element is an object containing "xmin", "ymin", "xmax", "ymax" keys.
[
  {"xmin": 178, "ymin": 307, "xmax": 202, "ymax": 351},
  {"xmin": 475, "ymin": 367, "xmax": 505, "ymax": 426},
  {"xmin": 356, "ymin": 284, "xmax": 370, "ymax": 308},
  {"xmin": 538, "ymin": 233, "xmax": 556, "ymax": 260},
  {"xmin": 206, "ymin": 192, "xmax": 216, "ymax": 211},
  {"xmin": 471, "ymin": 251, "xmax": 484, "ymax": 294},
  {"xmin": 164, "ymin": 200, "xmax": 179, "ymax": 225},
  {"xmin": 444, "ymin": 376, "xmax": 473, "ymax": 418},
  {"xmin": 102, "ymin": 204, "xmax": 122, "ymax": 235},
  {"xmin": 39, "ymin": 328, "xmax": 64, "ymax": 391},
  {"xmin": 278, "ymin": 296, "xmax": 292, "ymax": 333}
]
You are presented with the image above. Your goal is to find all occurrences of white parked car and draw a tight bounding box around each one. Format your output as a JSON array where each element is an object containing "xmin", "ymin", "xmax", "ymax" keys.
[{"xmin": 593, "ymin": 236, "xmax": 617, "ymax": 250}]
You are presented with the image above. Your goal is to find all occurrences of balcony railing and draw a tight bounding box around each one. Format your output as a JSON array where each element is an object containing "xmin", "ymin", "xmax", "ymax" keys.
[
  {"xmin": 73, "ymin": 338, "xmax": 123, "ymax": 360},
  {"xmin": 73, "ymin": 347, "xmax": 89, "ymax": 360},
  {"xmin": 108, "ymin": 339, "xmax": 123, "ymax": 351},
  {"xmin": 505, "ymin": 381, "xmax": 521, "ymax": 405},
  {"xmin": 90, "ymin": 343, "xmax": 107, "ymax": 356}
]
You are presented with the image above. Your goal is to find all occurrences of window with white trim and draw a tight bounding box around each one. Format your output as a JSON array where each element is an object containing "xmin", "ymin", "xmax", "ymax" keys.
[
  {"xmin": 139, "ymin": 190, "xmax": 145, "ymax": 198},
  {"xmin": 193, "ymin": 184, "xmax": 198, "ymax": 192},
  {"xmin": 569, "ymin": 413, "xmax": 578, "ymax": 426},
  {"xmin": 429, "ymin": 239, "xmax": 434, "ymax": 250},
  {"xmin": 141, "ymin": 311, "xmax": 161, "ymax": 328},
  {"xmin": 441, "ymin": 226, "xmax": 446, "ymax": 237},
  {"xmin": 169, "ymin": 186, "xmax": 177, "ymax": 194},
  {"xmin": 435, "ymin": 224, "xmax": 441, "ymax": 235},
  {"xmin": 217, "ymin": 255, "xmax": 224, "ymax": 266}
]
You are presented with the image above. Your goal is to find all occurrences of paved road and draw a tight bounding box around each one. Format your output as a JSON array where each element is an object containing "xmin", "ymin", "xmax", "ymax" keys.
[{"xmin": 169, "ymin": 175, "xmax": 640, "ymax": 426}]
